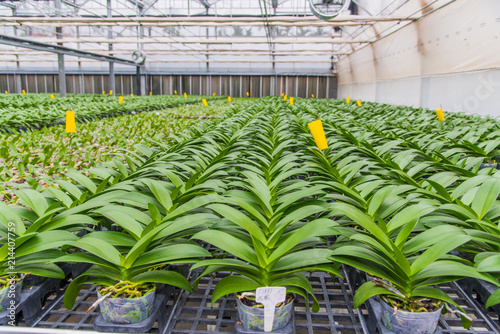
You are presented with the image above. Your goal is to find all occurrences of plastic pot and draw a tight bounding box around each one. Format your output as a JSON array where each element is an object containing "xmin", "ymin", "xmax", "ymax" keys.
[
  {"xmin": 236, "ymin": 297, "xmax": 293, "ymax": 332},
  {"xmin": 97, "ymin": 287, "xmax": 155, "ymax": 324},
  {"xmin": 0, "ymin": 279, "xmax": 22, "ymax": 313},
  {"xmin": 380, "ymin": 299, "xmax": 443, "ymax": 334}
]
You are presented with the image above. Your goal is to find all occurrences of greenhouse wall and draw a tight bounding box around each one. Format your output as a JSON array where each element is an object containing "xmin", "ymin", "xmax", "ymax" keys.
[
  {"xmin": 0, "ymin": 73, "xmax": 337, "ymax": 98},
  {"xmin": 337, "ymin": 0, "xmax": 500, "ymax": 117}
]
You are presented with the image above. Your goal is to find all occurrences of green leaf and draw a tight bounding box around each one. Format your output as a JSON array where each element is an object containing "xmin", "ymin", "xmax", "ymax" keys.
[
  {"xmin": 133, "ymin": 243, "xmax": 211, "ymax": 267},
  {"xmin": 16, "ymin": 263, "xmax": 65, "ymax": 278},
  {"xmin": 387, "ymin": 204, "xmax": 436, "ymax": 233},
  {"xmin": 64, "ymin": 274, "xmax": 90, "ymax": 309},
  {"xmin": 62, "ymin": 236, "xmax": 123, "ymax": 266},
  {"xmin": 15, "ymin": 230, "xmax": 78, "ymax": 257},
  {"xmin": 329, "ymin": 203, "xmax": 392, "ymax": 249},
  {"xmin": 15, "ymin": 189, "xmax": 48, "ymax": 217},
  {"xmin": 141, "ymin": 179, "xmax": 173, "ymax": 212},
  {"xmin": 192, "ymin": 230, "xmax": 259, "ymax": 266},
  {"xmin": 93, "ymin": 206, "xmax": 145, "ymax": 240},
  {"xmin": 130, "ymin": 270, "xmax": 192, "ymax": 292},
  {"xmin": 268, "ymin": 219, "xmax": 338, "ymax": 264},
  {"xmin": 410, "ymin": 234, "xmax": 470, "ymax": 274},
  {"xmin": 353, "ymin": 281, "xmax": 400, "ymax": 308},
  {"xmin": 471, "ymin": 179, "xmax": 500, "ymax": 219},
  {"xmin": 211, "ymin": 275, "xmax": 260, "ymax": 307},
  {"xmin": 207, "ymin": 204, "xmax": 267, "ymax": 244},
  {"xmin": 67, "ymin": 172, "xmax": 97, "ymax": 194},
  {"xmin": 486, "ymin": 288, "xmax": 500, "ymax": 309}
]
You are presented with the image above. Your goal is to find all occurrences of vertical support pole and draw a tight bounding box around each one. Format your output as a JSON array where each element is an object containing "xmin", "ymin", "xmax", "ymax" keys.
[
  {"xmin": 107, "ymin": 0, "xmax": 115, "ymax": 96},
  {"xmin": 12, "ymin": 7, "xmax": 21, "ymax": 93},
  {"xmin": 140, "ymin": 72, "xmax": 146, "ymax": 95},
  {"xmin": 326, "ymin": 76, "xmax": 330, "ymax": 99},
  {"xmin": 109, "ymin": 62, "xmax": 115, "ymax": 95},
  {"xmin": 260, "ymin": 76, "xmax": 262, "ymax": 97},
  {"xmin": 55, "ymin": 0, "xmax": 66, "ymax": 97},
  {"xmin": 136, "ymin": 66, "xmax": 141, "ymax": 96},
  {"xmin": 316, "ymin": 76, "xmax": 319, "ymax": 99},
  {"xmin": 58, "ymin": 52, "xmax": 66, "ymax": 97}
]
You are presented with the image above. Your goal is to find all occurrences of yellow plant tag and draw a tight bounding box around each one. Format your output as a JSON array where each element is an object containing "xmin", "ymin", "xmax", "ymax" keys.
[
  {"xmin": 119, "ymin": 96, "xmax": 124, "ymax": 104},
  {"xmin": 308, "ymin": 120, "xmax": 328, "ymax": 151},
  {"xmin": 174, "ymin": 90, "xmax": 177, "ymax": 94},
  {"xmin": 213, "ymin": 93, "xmax": 215, "ymax": 96},
  {"xmin": 4, "ymin": 91, "xmax": 7, "ymax": 94},
  {"xmin": 312, "ymin": 94, "xmax": 314, "ymax": 98},
  {"xmin": 284, "ymin": 95, "xmax": 287, "ymax": 101},
  {"xmin": 149, "ymin": 92, "xmax": 152, "ymax": 96},
  {"xmin": 50, "ymin": 94, "xmax": 55, "ymax": 99},
  {"xmin": 66, "ymin": 110, "xmax": 76, "ymax": 133},
  {"xmin": 130, "ymin": 93, "xmax": 134, "ymax": 97},
  {"xmin": 109, "ymin": 90, "xmax": 113, "ymax": 95},
  {"xmin": 436, "ymin": 108, "xmax": 445, "ymax": 122},
  {"xmin": 184, "ymin": 92, "xmax": 187, "ymax": 98},
  {"xmin": 246, "ymin": 92, "xmax": 249, "ymax": 97},
  {"xmin": 228, "ymin": 96, "xmax": 231, "ymax": 102},
  {"xmin": 290, "ymin": 97, "xmax": 294, "ymax": 105},
  {"xmin": 202, "ymin": 98, "xmax": 208, "ymax": 107},
  {"xmin": 22, "ymin": 90, "xmax": 26, "ymax": 95},
  {"xmin": 346, "ymin": 96, "xmax": 350, "ymax": 103},
  {"xmin": 281, "ymin": 93, "xmax": 284, "ymax": 97},
  {"xmin": 102, "ymin": 91, "xmax": 105, "ymax": 95},
  {"xmin": 356, "ymin": 100, "xmax": 361, "ymax": 106}
]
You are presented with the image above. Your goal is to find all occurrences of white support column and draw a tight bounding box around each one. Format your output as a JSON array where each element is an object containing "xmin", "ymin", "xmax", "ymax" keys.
[
  {"xmin": 326, "ymin": 76, "xmax": 330, "ymax": 99},
  {"xmin": 316, "ymin": 77, "xmax": 319, "ymax": 99}
]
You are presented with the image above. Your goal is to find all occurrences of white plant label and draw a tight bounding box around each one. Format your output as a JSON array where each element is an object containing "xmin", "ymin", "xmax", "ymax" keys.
[{"xmin": 256, "ymin": 287, "xmax": 286, "ymax": 332}]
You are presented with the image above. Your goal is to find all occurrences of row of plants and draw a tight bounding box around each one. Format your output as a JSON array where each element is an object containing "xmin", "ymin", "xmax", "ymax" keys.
[
  {"xmin": 0, "ymin": 93, "xmax": 221, "ymax": 132},
  {"xmin": 1, "ymin": 97, "xmax": 500, "ymax": 333},
  {"xmin": 0, "ymin": 99, "xmax": 245, "ymax": 204}
]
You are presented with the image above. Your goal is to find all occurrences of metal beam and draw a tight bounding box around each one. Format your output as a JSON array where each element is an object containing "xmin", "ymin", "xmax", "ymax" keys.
[
  {"xmin": 9, "ymin": 37, "xmax": 366, "ymax": 44},
  {"xmin": 0, "ymin": 50, "xmax": 347, "ymax": 56},
  {"xmin": 0, "ymin": 2, "xmax": 16, "ymax": 9},
  {"xmin": 0, "ymin": 34, "xmax": 137, "ymax": 65},
  {"xmin": 0, "ymin": 58, "xmax": 333, "ymax": 64},
  {"xmin": 3, "ymin": 15, "xmax": 414, "ymax": 25}
]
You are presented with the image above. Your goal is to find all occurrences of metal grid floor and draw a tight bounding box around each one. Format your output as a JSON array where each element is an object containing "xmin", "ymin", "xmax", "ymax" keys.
[
  {"xmin": 1, "ymin": 256, "xmax": 499, "ymax": 334},
  {"xmin": 165, "ymin": 269, "xmax": 367, "ymax": 334},
  {"xmin": 31, "ymin": 283, "xmax": 177, "ymax": 333}
]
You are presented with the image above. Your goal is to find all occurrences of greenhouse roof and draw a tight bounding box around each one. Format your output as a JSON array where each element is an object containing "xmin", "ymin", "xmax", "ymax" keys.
[{"xmin": 0, "ymin": 0, "xmax": 455, "ymax": 73}]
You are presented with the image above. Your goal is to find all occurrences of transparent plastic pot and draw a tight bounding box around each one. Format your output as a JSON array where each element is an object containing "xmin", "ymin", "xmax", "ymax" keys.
[
  {"xmin": 236, "ymin": 297, "xmax": 293, "ymax": 332},
  {"xmin": 380, "ymin": 299, "xmax": 443, "ymax": 334},
  {"xmin": 97, "ymin": 287, "xmax": 155, "ymax": 324}
]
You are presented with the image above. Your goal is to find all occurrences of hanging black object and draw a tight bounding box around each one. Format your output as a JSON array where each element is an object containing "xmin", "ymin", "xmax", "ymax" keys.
[{"xmin": 309, "ymin": 0, "xmax": 351, "ymax": 20}]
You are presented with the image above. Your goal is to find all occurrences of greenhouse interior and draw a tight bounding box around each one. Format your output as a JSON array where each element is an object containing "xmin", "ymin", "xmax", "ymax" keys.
[{"xmin": 0, "ymin": 0, "xmax": 499, "ymax": 333}]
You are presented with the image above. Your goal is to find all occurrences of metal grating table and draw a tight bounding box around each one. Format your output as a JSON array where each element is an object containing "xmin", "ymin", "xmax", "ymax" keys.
[
  {"xmin": 1, "ymin": 256, "xmax": 499, "ymax": 333},
  {"xmin": 165, "ymin": 268, "xmax": 367, "ymax": 334}
]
